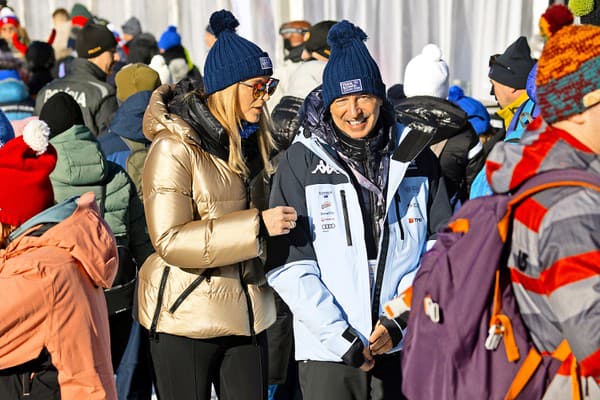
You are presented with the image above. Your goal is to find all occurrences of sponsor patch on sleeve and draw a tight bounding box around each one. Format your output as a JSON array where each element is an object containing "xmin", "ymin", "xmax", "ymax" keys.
[
  {"xmin": 260, "ymin": 57, "xmax": 273, "ymax": 70},
  {"xmin": 340, "ymin": 79, "xmax": 363, "ymax": 95}
]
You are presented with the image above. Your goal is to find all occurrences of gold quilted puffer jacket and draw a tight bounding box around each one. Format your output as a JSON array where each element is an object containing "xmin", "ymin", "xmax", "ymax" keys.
[{"xmin": 136, "ymin": 85, "xmax": 275, "ymax": 339}]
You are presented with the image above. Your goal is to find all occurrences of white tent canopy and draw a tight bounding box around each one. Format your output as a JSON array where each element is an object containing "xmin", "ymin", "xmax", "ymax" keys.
[{"xmin": 15, "ymin": 0, "xmax": 543, "ymax": 102}]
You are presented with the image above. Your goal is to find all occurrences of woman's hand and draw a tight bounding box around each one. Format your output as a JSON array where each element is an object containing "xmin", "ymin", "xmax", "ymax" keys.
[{"xmin": 261, "ymin": 206, "xmax": 297, "ymax": 236}]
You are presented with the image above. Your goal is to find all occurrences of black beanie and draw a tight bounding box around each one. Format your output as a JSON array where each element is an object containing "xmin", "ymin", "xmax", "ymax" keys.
[
  {"xmin": 75, "ymin": 23, "xmax": 117, "ymax": 59},
  {"xmin": 39, "ymin": 92, "xmax": 84, "ymax": 138},
  {"xmin": 488, "ymin": 36, "xmax": 535, "ymax": 89},
  {"xmin": 26, "ymin": 41, "xmax": 55, "ymax": 71},
  {"xmin": 304, "ymin": 20, "xmax": 336, "ymax": 58}
]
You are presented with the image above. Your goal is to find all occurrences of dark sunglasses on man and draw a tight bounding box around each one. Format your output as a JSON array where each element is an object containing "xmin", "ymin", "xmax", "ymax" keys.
[{"xmin": 239, "ymin": 78, "xmax": 280, "ymax": 100}]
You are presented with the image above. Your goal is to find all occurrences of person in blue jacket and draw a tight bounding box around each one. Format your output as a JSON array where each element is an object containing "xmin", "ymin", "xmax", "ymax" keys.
[
  {"xmin": 266, "ymin": 20, "xmax": 451, "ymax": 400},
  {"xmin": 469, "ymin": 37, "xmax": 537, "ymax": 198}
]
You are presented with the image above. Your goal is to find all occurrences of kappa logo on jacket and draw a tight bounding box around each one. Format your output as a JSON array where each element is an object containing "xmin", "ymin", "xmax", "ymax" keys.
[{"xmin": 311, "ymin": 160, "xmax": 340, "ymax": 175}]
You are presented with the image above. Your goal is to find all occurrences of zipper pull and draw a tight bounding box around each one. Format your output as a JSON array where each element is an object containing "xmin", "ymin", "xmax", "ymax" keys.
[
  {"xmin": 424, "ymin": 295, "xmax": 440, "ymax": 323},
  {"xmin": 484, "ymin": 324, "xmax": 504, "ymax": 351}
]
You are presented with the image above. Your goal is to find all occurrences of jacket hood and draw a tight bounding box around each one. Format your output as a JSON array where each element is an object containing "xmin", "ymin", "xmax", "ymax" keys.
[
  {"xmin": 4, "ymin": 192, "xmax": 118, "ymax": 288},
  {"xmin": 109, "ymin": 90, "xmax": 152, "ymax": 143},
  {"xmin": 393, "ymin": 95, "xmax": 470, "ymax": 145},
  {"xmin": 143, "ymin": 83, "xmax": 228, "ymax": 158},
  {"xmin": 49, "ymin": 124, "xmax": 108, "ymax": 186},
  {"xmin": 487, "ymin": 117, "xmax": 599, "ymax": 194},
  {"xmin": 298, "ymin": 86, "xmax": 328, "ymax": 139},
  {"xmin": 526, "ymin": 62, "xmax": 537, "ymax": 104}
]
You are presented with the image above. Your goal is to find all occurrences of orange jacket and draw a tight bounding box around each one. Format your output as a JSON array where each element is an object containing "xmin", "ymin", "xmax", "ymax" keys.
[{"xmin": 0, "ymin": 192, "xmax": 118, "ymax": 400}]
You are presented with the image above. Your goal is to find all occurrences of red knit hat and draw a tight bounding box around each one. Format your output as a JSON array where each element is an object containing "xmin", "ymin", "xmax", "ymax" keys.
[{"xmin": 0, "ymin": 120, "xmax": 57, "ymax": 227}]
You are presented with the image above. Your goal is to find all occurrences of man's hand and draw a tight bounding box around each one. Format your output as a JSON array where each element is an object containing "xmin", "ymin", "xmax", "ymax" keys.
[
  {"xmin": 261, "ymin": 206, "xmax": 297, "ymax": 236},
  {"xmin": 359, "ymin": 345, "xmax": 375, "ymax": 372},
  {"xmin": 369, "ymin": 321, "xmax": 393, "ymax": 355}
]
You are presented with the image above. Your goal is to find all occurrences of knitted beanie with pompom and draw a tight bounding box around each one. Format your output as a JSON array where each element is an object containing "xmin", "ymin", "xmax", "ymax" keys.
[
  {"xmin": 0, "ymin": 119, "xmax": 57, "ymax": 226},
  {"xmin": 403, "ymin": 44, "xmax": 449, "ymax": 99},
  {"xmin": 203, "ymin": 9, "xmax": 273, "ymax": 95},
  {"xmin": 322, "ymin": 20, "xmax": 386, "ymax": 109}
]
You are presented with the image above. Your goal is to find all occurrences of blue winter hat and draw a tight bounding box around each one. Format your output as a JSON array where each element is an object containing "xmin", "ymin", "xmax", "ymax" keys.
[
  {"xmin": 158, "ymin": 25, "xmax": 181, "ymax": 51},
  {"xmin": 448, "ymin": 85, "xmax": 490, "ymax": 136},
  {"xmin": 0, "ymin": 109, "xmax": 14, "ymax": 148},
  {"xmin": 0, "ymin": 69, "xmax": 20, "ymax": 81},
  {"xmin": 203, "ymin": 10, "xmax": 273, "ymax": 95},
  {"xmin": 322, "ymin": 20, "xmax": 386, "ymax": 109}
]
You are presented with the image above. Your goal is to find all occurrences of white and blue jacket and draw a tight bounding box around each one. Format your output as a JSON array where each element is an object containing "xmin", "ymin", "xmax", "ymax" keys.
[{"xmin": 267, "ymin": 112, "xmax": 451, "ymax": 364}]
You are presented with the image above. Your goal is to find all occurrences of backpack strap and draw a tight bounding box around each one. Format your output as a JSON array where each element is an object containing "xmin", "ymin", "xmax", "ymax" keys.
[
  {"xmin": 497, "ymin": 169, "xmax": 600, "ymax": 241},
  {"xmin": 496, "ymin": 170, "xmax": 599, "ymax": 399},
  {"xmin": 488, "ymin": 270, "xmax": 520, "ymax": 362},
  {"xmin": 504, "ymin": 339, "xmax": 580, "ymax": 400}
]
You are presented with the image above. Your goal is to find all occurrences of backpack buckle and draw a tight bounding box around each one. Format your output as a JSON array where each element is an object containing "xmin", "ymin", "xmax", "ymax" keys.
[
  {"xmin": 485, "ymin": 324, "xmax": 504, "ymax": 350},
  {"xmin": 424, "ymin": 296, "xmax": 440, "ymax": 323}
]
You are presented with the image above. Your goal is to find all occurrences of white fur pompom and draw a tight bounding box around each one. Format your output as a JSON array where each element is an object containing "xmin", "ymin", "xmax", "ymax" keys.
[
  {"xmin": 422, "ymin": 43, "xmax": 443, "ymax": 61},
  {"xmin": 23, "ymin": 119, "xmax": 50, "ymax": 155}
]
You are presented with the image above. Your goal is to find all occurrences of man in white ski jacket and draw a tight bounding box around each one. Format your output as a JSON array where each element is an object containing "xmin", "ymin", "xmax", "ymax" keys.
[{"xmin": 267, "ymin": 20, "xmax": 452, "ymax": 400}]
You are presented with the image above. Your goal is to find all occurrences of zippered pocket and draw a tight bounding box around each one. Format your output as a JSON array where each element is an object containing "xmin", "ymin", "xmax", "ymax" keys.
[
  {"xmin": 394, "ymin": 193, "xmax": 405, "ymax": 240},
  {"xmin": 168, "ymin": 271, "xmax": 211, "ymax": 314},
  {"xmin": 340, "ymin": 190, "xmax": 353, "ymax": 246}
]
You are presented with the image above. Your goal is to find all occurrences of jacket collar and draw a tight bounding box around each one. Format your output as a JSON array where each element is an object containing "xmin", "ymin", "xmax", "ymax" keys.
[
  {"xmin": 497, "ymin": 91, "xmax": 529, "ymax": 130},
  {"xmin": 168, "ymin": 90, "xmax": 230, "ymax": 161},
  {"xmin": 69, "ymin": 58, "xmax": 108, "ymax": 81}
]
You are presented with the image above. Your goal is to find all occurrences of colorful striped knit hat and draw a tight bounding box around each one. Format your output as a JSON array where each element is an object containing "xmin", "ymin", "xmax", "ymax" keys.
[{"xmin": 536, "ymin": 24, "xmax": 600, "ymax": 124}]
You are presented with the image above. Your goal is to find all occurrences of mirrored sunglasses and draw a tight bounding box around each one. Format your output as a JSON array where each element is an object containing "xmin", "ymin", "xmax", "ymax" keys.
[{"xmin": 239, "ymin": 78, "xmax": 280, "ymax": 100}]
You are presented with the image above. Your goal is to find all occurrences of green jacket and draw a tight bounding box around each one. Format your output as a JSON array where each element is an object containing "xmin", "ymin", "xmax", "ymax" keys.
[{"xmin": 49, "ymin": 124, "xmax": 153, "ymax": 265}]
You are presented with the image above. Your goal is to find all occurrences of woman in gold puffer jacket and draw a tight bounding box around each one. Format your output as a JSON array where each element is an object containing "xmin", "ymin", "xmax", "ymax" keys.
[{"xmin": 136, "ymin": 10, "xmax": 297, "ymax": 400}]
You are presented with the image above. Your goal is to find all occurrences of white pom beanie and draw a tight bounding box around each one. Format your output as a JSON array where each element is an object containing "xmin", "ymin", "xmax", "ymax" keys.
[{"xmin": 403, "ymin": 44, "xmax": 449, "ymax": 99}]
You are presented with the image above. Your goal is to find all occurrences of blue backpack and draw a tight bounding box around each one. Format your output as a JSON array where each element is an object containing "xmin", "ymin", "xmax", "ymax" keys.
[{"xmin": 401, "ymin": 169, "xmax": 600, "ymax": 400}]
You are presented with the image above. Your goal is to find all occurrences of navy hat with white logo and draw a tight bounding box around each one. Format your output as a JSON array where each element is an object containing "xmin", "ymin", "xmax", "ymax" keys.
[
  {"xmin": 322, "ymin": 20, "xmax": 386, "ymax": 109},
  {"xmin": 203, "ymin": 10, "xmax": 273, "ymax": 95}
]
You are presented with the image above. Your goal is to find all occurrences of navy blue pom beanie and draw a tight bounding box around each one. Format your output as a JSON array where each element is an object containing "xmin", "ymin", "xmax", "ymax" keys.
[
  {"xmin": 322, "ymin": 20, "xmax": 386, "ymax": 109},
  {"xmin": 203, "ymin": 10, "xmax": 273, "ymax": 95}
]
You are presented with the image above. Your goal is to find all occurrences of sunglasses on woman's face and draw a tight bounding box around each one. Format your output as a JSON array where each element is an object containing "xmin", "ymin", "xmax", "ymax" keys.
[{"xmin": 239, "ymin": 78, "xmax": 280, "ymax": 100}]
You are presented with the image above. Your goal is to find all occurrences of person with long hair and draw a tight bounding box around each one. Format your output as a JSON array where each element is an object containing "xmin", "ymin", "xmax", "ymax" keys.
[{"xmin": 136, "ymin": 9, "xmax": 296, "ymax": 400}]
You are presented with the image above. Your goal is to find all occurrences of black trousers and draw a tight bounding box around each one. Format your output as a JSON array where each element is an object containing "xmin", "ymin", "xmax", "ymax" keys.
[
  {"xmin": 0, "ymin": 350, "xmax": 60, "ymax": 400},
  {"xmin": 150, "ymin": 331, "xmax": 268, "ymax": 400},
  {"xmin": 298, "ymin": 352, "xmax": 406, "ymax": 400}
]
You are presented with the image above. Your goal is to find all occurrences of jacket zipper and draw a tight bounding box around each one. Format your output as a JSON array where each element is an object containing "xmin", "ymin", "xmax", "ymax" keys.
[
  {"xmin": 149, "ymin": 266, "xmax": 171, "ymax": 341},
  {"xmin": 340, "ymin": 190, "xmax": 353, "ymax": 246},
  {"xmin": 168, "ymin": 271, "xmax": 212, "ymax": 314},
  {"xmin": 238, "ymin": 264, "xmax": 257, "ymax": 343},
  {"xmin": 372, "ymin": 222, "xmax": 390, "ymax": 325},
  {"xmin": 394, "ymin": 193, "xmax": 404, "ymax": 240}
]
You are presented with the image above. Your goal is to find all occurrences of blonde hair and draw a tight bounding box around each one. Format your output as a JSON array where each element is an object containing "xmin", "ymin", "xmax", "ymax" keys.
[{"xmin": 207, "ymin": 84, "xmax": 275, "ymax": 178}]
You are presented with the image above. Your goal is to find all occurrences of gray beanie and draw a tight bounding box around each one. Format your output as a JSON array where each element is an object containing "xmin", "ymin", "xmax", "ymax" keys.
[{"xmin": 122, "ymin": 17, "xmax": 142, "ymax": 37}]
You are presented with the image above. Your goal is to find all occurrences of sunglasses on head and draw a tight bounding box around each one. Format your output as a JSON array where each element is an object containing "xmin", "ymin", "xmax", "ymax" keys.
[{"xmin": 239, "ymin": 78, "xmax": 280, "ymax": 100}]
